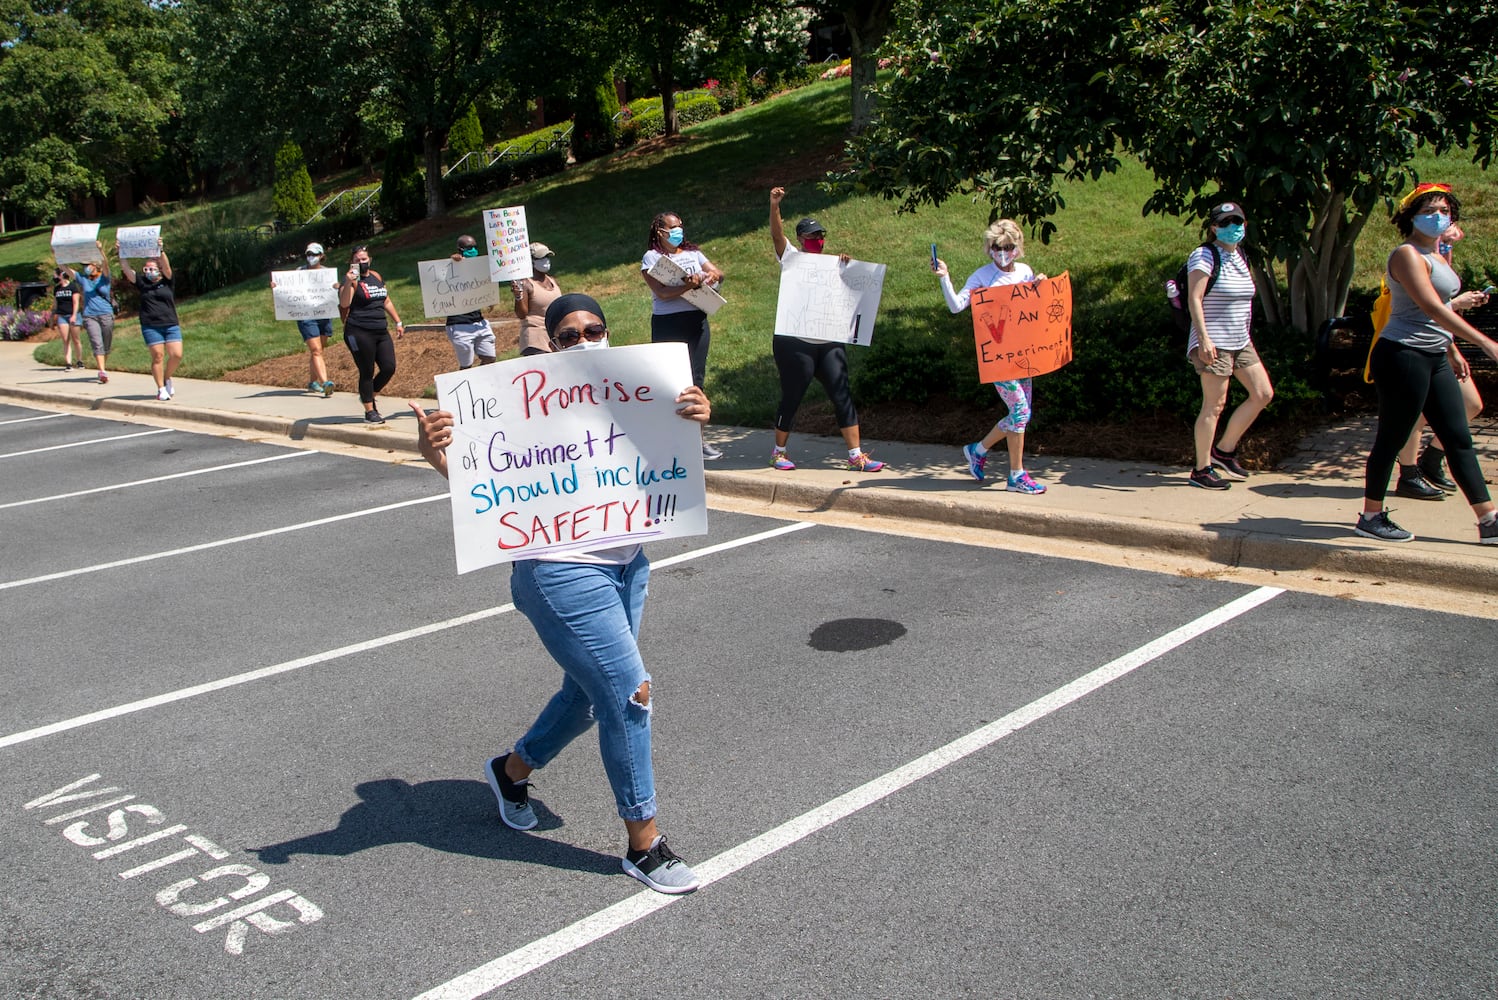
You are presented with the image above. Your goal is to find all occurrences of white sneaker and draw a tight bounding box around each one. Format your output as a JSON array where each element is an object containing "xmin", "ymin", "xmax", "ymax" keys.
[
  {"xmin": 156, "ymin": 387, "xmax": 170, "ymax": 401},
  {"xmin": 164, "ymin": 378, "xmax": 174, "ymax": 398},
  {"xmin": 702, "ymin": 442, "xmax": 722, "ymax": 460}
]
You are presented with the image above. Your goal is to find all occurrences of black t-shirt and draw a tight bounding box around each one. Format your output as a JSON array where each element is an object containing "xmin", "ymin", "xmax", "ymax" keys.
[
  {"xmin": 345, "ymin": 274, "xmax": 390, "ymax": 333},
  {"xmin": 446, "ymin": 307, "xmax": 483, "ymax": 325},
  {"xmin": 134, "ymin": 275, "xmax": 179, "ymax": 328},
  {"xmin": 53, "ymin": 284, "xmax": 77, "ymax": 316}
]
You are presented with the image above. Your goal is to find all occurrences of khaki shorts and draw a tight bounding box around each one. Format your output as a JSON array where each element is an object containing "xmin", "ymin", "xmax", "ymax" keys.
[{"xmin": 1189, "ymin": 340, "xmax": 1261, "ymax": 377}]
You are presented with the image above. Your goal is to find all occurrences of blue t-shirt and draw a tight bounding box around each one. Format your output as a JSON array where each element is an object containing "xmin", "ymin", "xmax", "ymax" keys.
[{"xmin": 76, "ymin": 273, "xmax": 113, "ymax": 317}]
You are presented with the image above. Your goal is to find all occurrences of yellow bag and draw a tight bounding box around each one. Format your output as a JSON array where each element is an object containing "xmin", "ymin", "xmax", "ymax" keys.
[{"xmin": 1363, "ymin": 278, "xmax": 1391, "ymax": 383}]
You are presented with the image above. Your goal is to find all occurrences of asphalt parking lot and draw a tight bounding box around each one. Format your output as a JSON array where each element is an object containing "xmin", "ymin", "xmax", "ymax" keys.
[{"xmin": 2, "ymin": 403, "xmax": 1494, "ymax": 1000}]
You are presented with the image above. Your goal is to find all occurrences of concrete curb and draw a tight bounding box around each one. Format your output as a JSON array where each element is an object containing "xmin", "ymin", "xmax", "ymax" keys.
[{"xmin": 6, "ymin": 382, "xmax": 1494, "ymax": 595}]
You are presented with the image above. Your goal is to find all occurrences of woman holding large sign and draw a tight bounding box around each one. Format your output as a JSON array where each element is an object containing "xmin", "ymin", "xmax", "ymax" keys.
[
  {"xmin": 118, "ymin": 238, "xmax": 183, "ymax": 402},
  {"xmin": 408, "ymin": 292, "xmax": 711, "ymax": 895},
  {"xmin": 641, "ymin": 211, "xmax": 724, "ymax": 459},
  {"xmin": 934, "ymin": 220, "xmax": 1048, "ymax": 494},
  {"xmin": 338, "ymin": 245, "xmax": 406, "ymax": 424}
]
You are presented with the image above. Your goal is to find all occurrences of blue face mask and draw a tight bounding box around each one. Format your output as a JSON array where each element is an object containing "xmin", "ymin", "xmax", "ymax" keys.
[
  {"xmin": 1412, "ymin": 213, "xmax": 1451, "ymax": 239},
  {"xmin": 460, "ymin": 246, "xmax": 479, "ymax": 258},
  {"xmin": 1215, "ymin": 223, "xmax": 1246, "ymax": 245},
  {"xmin": 666, "ymin": 227, "xmax": 684, "ymax": 248}
]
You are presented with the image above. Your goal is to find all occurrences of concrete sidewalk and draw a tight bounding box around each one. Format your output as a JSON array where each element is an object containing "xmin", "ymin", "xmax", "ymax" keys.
[{"xmin": 2, "ymin": 338, "xmax": 1495, "ymax": 596}]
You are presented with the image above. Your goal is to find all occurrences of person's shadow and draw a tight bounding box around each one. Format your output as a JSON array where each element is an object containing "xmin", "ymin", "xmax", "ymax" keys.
[{"xmin": 248, "ymin": 777, "xmax": 617, "ymax": 877}]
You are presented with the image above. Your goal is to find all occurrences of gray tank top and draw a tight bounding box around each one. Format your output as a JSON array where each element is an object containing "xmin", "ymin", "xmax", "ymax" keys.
[{"xmin": 1380, "ymin": 248, "xmax": 1460, "ymax": 354}]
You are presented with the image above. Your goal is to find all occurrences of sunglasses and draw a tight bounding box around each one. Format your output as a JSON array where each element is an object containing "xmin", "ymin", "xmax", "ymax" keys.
[
  {"xmin": 992, "ymin": 243, "xmax": 1017, "ymax": 253},
  {"xmin": 554, "ymin": 323, "xmax": 608, "ymax": 347},
  {"xmin": 1217, "ymin": 217, "xmax": 1245, "ymax": 226}
]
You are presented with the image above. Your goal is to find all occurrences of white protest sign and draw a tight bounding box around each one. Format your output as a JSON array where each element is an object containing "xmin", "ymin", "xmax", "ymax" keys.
[
  {"xmin": 418, "ymin": 256, "xmax": 501, "ymax": 319},
  {"xmin": 433, "ymin": 342, "xmax": 708, "ymax": 573},
  {"xmin": 482, "ymin": 205, "xmax": 531, "ymax": 283},
  {"xmin": 116, "ymin": 225, "xmax": 161, "ymax": 260},
  {"xmin": 647, "ymin": 254, "xmax": 727, "ymax": 316},
  {"xmin": 51, "ymin": 224, "xmax": 102, "ymax": 265},
  {"xmin": 774, "ymin": 251, "xmax": 886, "ymax": 345},
  {"xmin": 270, "ymin": 269, "xmax": 340, "ymax": 321}
]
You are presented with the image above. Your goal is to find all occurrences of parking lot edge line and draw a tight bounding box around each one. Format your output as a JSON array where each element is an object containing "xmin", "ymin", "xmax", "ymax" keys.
[
  {"xmin": 0, "ymin": 427, "xmax": 173, "ymax": 459},
  {"xmin": 411, "ymin": 585, "xmax": 1285, "ymax": 1000},
  {"xmin": 0, "ymin": 494, "xmax": 448, "ymax": 592},
  {"xmin": 0, "ymin": 412, "xmax": 67, "ymax": 426},
  {"xmin": 0, "ymin": 450, "xmax": 315, "ymax": 511}
]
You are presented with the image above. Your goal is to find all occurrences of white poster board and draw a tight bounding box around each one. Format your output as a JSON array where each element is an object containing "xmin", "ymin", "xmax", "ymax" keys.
[
  {"xmin": 482, "ymin": 205, "xmax": 531, "ymax": 283},
  {"xmin": 51, "ymin": 224, "xmax": 102, "ymax": 265},
  {"xmin": 270, "ymin": 269, "xmax": 341, "ymax": 321},
  {"xmin": 418, "ymin": 256, "xmax": 502, "ymax": 319},
  {"xmin": 116, "ymin": 226, "xmax": 162, "ymax": 260},
  {"xmin": 773, "ymin": 252, "xmax": 886, "ymax": 344},
  {"xmin": 647, "ymin": 254, "xmax": 727, "ymax": 316},
  {"xmin": 433, "ymin": 343, "xmax": 708, "ymax": 573}
]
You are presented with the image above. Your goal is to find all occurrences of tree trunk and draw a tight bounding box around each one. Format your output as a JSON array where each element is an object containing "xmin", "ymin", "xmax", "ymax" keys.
[
  {"xmin": 652, "ymin": 57, "xmax": 680, "ymax": 137},
  {"xmin": 843, "ymin": 1, "xmax": 896, "ymax": 133},
  {"xmin": 849, "ymin": 48, "xmax": 878, "ymax": 133},
  {"xmin": 423, "ymin": 128, "xmax": 447, "ymax": 220},
  {"xmin": 1288, "ymin": 187, "xmax": 1370, "ymax": 332}
]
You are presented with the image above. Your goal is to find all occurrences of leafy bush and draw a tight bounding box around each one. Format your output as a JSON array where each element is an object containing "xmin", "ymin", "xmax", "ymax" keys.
[
  {"xmin": 492, "ymin": 123, "xmax": 570, "ymax": 158},
  {"xmin": 379, "ymin": 139, "xmax": 426, "ymax": 227},
  {"xmin": 441, "ymin": 149, "xmax": 567, "ymax": 204},
  {"xmin": 571, "ymin": 80, "xmax": 619, "ymax": 164},
  {"xmin": 448, "ymin": 104, "xmax": 486, "ymax": 160},
  {"xmin": 271, "ymin": 141, "xmax": 318, "ymax": 226},
  {"xmin": 624, "ymin": 91, "xmax": 721, "ymax": 142}
]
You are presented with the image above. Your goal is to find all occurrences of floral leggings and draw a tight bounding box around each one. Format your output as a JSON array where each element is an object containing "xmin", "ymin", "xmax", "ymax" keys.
[{"xmin": 992, "ymin": 378, "xmax": 1034, "ymax": 433}]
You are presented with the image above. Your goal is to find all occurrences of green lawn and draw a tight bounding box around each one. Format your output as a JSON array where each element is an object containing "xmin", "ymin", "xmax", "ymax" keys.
[{"xmin": 24, "ymin": 77, "xmax": 1497, "ymax": 428}]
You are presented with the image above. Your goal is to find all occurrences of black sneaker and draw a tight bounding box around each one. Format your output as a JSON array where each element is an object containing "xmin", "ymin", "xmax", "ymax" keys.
[
  {"xmin": 1355, "ymin": 510, "xmax": 1414, "ymax": 542},
  {"xmin": 1189, "ymin": 466, "xmax": 1231, "ymax": 490},
  {"xmin": 485, "ymin": 754, "xmax": 538, "ymax": 830},
  {"xmin": 1209, "ymin": 446, "xmax": 1249, "ymax": 481},
  {"xmin": 1395, "ymin": 467, "xmax": 1445, "ymax": 501},
  {"xmin": 364, "ymin": 408, "xmax": 385, "ymax": 424},
  {"xmin": 1480, "ymin": 517, "xmax": 1498, "ymax": 546},
  {"xmin": 622, "ymin": 835, "xmax": 700, "ymax": 894},
  {"xmin": 1418, "ymin": 448, "xmax": 1457, "ymax": 492}
]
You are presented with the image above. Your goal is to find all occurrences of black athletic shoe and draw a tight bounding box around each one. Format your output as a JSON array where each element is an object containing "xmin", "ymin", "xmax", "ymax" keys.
[
  {"xmin": 1355, "ymin": 510, "xmax": 1414, "ymax": 542},
  {"xmin": 1418, "ymin": 448, "xmax": 1457, "ymax": 492},
  {"xmin": 1189, "ymin": 466, "xmax": 1231, "ymax": 490},
  {"xmin": 1209, "ymin": 446, "xmax": 1249, "ymax": 481},
  {"xmin": 1395, "ymin": 468, "xmax": 1445, "ymax": 501},
  {"xmin": 364, "ymin": 408, "xmax": 385, "ymax": 424},
  {"xmin": 622, "ymin": 835, "xmax": 700, "ymax": 894},
  {"xmin": 1480, "ymin": 517, "xmax": 1498, "ymax": 546},
  {"xmin": 485, "ymin": 754, "xmax": 538, "ymax": 831}
]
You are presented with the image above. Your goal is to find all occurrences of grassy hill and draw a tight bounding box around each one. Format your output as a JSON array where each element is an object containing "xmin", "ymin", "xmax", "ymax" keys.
[{"xmin": 19, "ymin": 77, "xmax": 1498, "ymax": 452}]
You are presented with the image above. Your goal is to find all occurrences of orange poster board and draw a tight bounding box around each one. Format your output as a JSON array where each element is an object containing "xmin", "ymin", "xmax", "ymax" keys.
[{"xmin": 970, "ymin": 271, "xmax": 1073, "ymax": 382}]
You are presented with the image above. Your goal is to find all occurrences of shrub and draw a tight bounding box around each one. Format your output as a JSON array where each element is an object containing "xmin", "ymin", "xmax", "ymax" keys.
[
  {"xmin": 448, "ymin": 104, "xmax": 486, "ymax": 160},
  {"xmin": 571, "ymin": 79, "xmax": 620, "ymax": 164},
  {"xmin": 624, "ymin": 90, "xmax": 721, "ymax": 142},
  {"xmin": 271, "ymin": 141, "xmax": 318, "ymax": 226},
  {"xmin": 441, "ymin": 149, "xmax": 567, "ymax": 204},
  {"xmin": 379, "ymin": 139, "xmax": 426, "ymax": 227},
  {"xmin": 0, "ymin": 305, "xmax": 49, "ymax": 340}
]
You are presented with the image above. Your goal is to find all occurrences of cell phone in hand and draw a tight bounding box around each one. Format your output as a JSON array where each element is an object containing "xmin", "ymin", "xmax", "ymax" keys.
[
  {"xmin": 358, "ymin": 262, "xmax": 370, "ymax": 278},
  {"xmin": 1483, "ymin": 285, "xmax": 1496, "ymax": 295},
  {"xmin": 930, "ymin": 244, "xmax": 939, "ymax": 270}
]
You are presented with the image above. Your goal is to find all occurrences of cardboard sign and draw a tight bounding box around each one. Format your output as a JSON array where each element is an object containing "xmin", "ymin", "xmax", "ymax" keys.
[
  {"xmin": 646, "ymin": 254, "xmax": 726, "ymax": 316},
  {"xmin": 971, "ymin": 271, "xmax": 1074, "ymax": 382},
  {"xmin": 51, "ymin": 224, "xmax": 102, "ymax": 265},
  {"xmin": 482, "ymin": 206, "xmax": 531, "ymax": 283},
  {"xmin": 774, "ymin": 251, "xmax": 885, "ymax": 344},
  {"xmin": 433, "ymin": 342, "xmax": 708, "ymax": 573},
  {"xmin": 116, "ymin": 226, "xmax": 161, "ymax": 260},
  {"xmin": 418, "ymin": 256, "xmax": 501, "ymax": 319},
  {"xmin": 270, "ymin": 269, "xmax": 341, "ymax": 321}
]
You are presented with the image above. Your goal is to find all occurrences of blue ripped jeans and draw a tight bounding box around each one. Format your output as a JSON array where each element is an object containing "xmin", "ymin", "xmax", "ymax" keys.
[{"xmin": 510, "ymin": 551, "xmax": 656, "ymax": 821}]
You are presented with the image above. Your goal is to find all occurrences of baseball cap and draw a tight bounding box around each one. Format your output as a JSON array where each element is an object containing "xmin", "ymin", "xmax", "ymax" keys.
[
  {"xmin": 529, "ymin": 242, "xmax": 555, "ymax": 258},
  {"xmin": 305, "ymin": 242, "xmax": 325, "ymax": 255},
  {"xmin": 794, "ymin": 218, "xmax": 826, "ymax": 238},
  {"xmin": 1206, "ymin": 203, "xmax": 1246, "ymax": 226}
]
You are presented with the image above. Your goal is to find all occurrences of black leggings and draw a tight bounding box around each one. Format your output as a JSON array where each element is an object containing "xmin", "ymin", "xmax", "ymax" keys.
[
  {"xmin": 650, "ymin": 310, "xmax": 710, "ymax": 388},
  {"xmin": 344, "ymin": 327, "xmax": 397, "ymax": 404},
  {"xmin": 1365, "ymin": 338, "xmax": 1489, "ymax": 504},
  {"xmin": 773, "ymin": 337, "xmax": 858, "ymax": 432}
]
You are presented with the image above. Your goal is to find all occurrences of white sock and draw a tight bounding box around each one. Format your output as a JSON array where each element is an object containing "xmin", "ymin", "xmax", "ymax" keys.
[
  {"xmin": 1480, "ymin": 512, "xmax": 1497, "ymax": 525},
  {"xmin": 848, "ymin": 448, "xmax": 862, "ymax": 460}
]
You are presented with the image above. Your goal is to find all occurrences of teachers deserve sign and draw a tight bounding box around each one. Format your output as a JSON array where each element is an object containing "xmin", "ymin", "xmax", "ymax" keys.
[{"xmin": 433, "ymin": 343, "xmax": 708, "ymax": 573}]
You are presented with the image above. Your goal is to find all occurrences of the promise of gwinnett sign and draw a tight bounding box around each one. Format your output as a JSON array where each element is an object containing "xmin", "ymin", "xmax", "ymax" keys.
[{"xmin": 432, "ymin": 343, "xmax": 708, "ymax": 573}]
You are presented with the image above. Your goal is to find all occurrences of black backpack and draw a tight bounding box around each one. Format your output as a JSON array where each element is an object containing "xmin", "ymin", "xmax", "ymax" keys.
[{"xmin": 1166, "ymin": 243, "xmax": 1222, "ymax": 333}]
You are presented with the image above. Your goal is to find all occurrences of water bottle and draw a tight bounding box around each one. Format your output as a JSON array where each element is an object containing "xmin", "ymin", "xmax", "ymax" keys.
[{"xmin": 1165, "ymin": 278, "xmax": 1180, "ymax": 307}]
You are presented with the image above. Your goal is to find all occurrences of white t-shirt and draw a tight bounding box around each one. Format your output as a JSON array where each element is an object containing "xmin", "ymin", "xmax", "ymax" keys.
[
  {"xmin": 942, "ymin": 261, "xmax": 1035, "ymax": 313},
  {"xmin": 1186, "ymin": 246, "xmax": 1254, "ymax": 353},
  {"xmin": 642, "ymin": 248, "xmax": 712, "ymax": 316}
]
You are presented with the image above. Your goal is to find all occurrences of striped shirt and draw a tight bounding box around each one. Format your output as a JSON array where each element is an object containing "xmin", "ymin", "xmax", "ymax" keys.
[{"xmin": 1186, "ymin": 246, "xmax": 1254, "ymax": 353}]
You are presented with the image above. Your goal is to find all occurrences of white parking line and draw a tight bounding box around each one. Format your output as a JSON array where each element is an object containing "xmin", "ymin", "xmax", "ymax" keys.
[
  {"xmin": 0, "ymin": 428, "xmax": 173, "ymax": 459},
  {"xmin": 410, "ymin": 584, "xmax": 1285, "ymax": 1000},
  {"xmin": 0, "ymin": 412, "xmax": 68, "ymax": 426},
  {"xmin": 0, "ymin": 494, "xmax": 448, "ymax": 592},
  {"xmin": 0, "ymin": 450, "xmax": 316, "ymax": 510},
  {"xmin": 0, "ymin": 521, "xmax": 814, "ymax": 751}
]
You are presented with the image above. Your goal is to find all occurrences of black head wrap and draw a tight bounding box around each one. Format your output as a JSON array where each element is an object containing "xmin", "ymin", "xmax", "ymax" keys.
[{"xmin": 544, "ymin": 293, "xmax": 606, "ymax": 335}]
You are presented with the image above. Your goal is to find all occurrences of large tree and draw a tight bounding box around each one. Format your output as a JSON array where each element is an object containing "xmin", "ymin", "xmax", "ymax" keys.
[
  {"xmin": 842, "ymin": 0, "xmax": 1498, "ymax": 331},
  {"xmin": 0, "ymin": 0, "xmax": 179, "ymax": 221}
]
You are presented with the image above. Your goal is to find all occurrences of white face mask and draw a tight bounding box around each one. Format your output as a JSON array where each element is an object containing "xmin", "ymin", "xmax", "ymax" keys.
[
  {"xmin": 990, "ymin": 247, "xmax": 1017, "ymax": 267},
  {"xmin": 534, "ymin": 258, "xmax": 552, "ymax": 274},
  {"xmin": 563, "ymin": 337, "xmax": 609, "ymax": 351}
]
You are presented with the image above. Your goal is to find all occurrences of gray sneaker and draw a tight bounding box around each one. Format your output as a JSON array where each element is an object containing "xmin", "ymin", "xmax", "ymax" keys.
[
  {"xmin": 622, "ymin": 835, "xmax": 700, "ymax": 894},
  {"xmin": 1355, "ymin": 510, "xmax": 1414, "ymax": 543},
  {"xmin": 485, "ymin": 754, "xmax": 538, "ymax": 831}
]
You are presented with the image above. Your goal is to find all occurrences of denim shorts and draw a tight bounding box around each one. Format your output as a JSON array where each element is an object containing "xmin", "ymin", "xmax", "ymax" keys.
[
  {"xmin": 297, "ymin": 318, "xmax": 333, "ymax": 341},
  {"xmin": 141, "ymin": 324, "xmax": 182, "ymax": 347}
]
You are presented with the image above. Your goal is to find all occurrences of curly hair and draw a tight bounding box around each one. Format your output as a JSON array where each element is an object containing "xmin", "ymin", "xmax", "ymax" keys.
[
  {"xmin": 647, "ymin": 212, "xmax": 700, "ymax": 253},
  {"xmin": 983, "ymin": 219, "xmax": 1024, "ymax": 258},
  {"xmin": 1392, "ymin": 187, "xmax": 1461, "ymax": 238}
]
